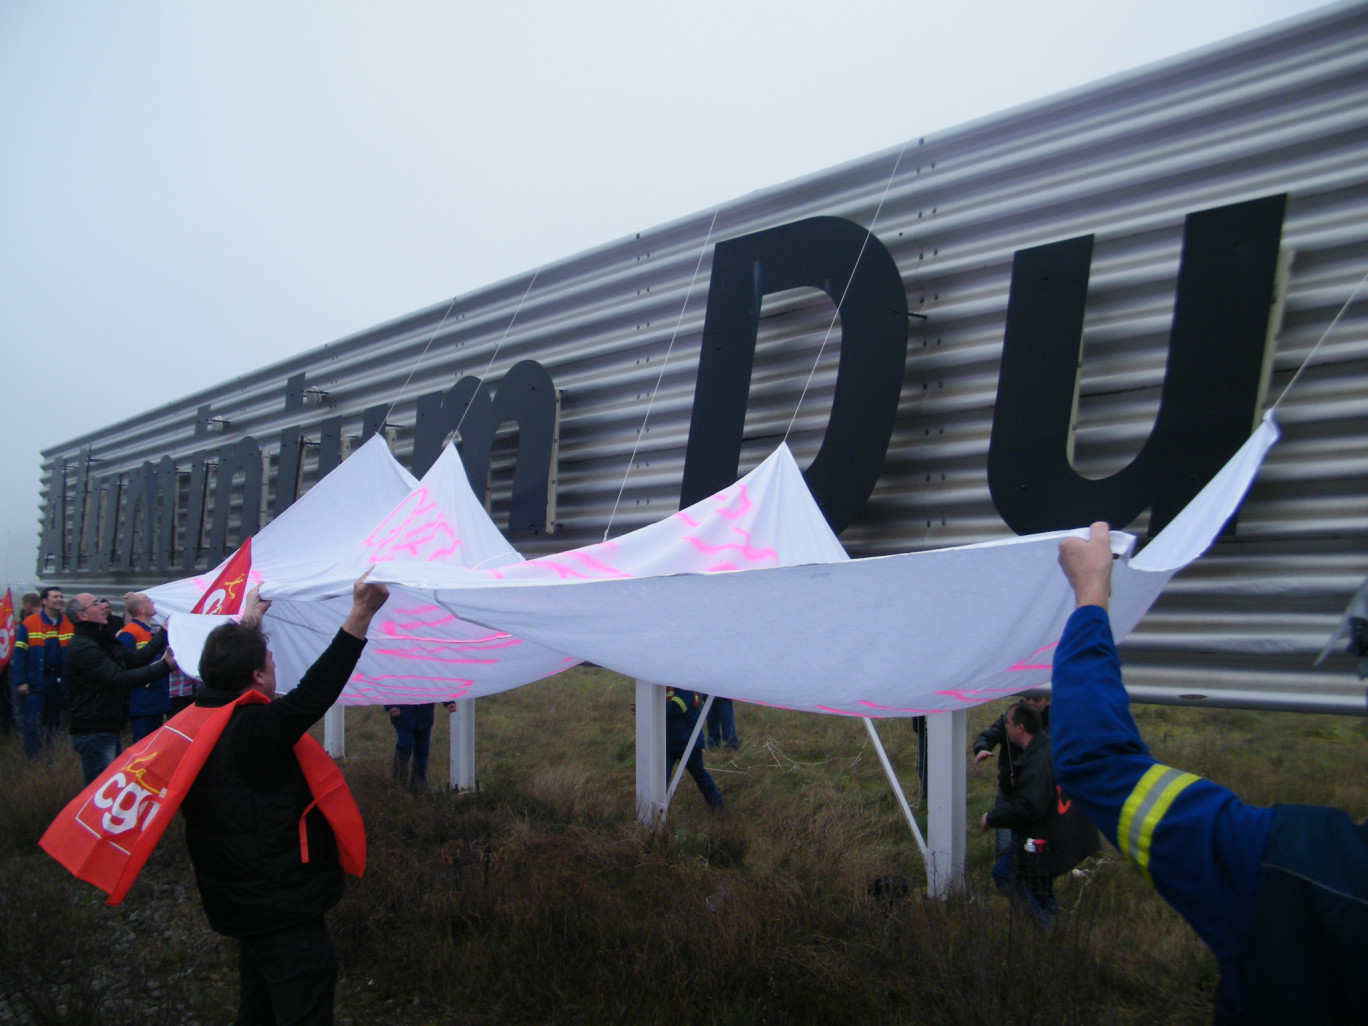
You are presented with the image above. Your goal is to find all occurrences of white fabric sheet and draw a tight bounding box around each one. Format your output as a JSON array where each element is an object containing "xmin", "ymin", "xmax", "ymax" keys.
[
  {"xmin": 156, "ymin": 412, "xmax": 1279, "ymax": 717},
  {"xmin": 161, "ymin": 439, "xmax": 851, "ymax": 705},
  {"xmin": 372, "ymin": 414, "xmax": 1281, "ymax": 716}
]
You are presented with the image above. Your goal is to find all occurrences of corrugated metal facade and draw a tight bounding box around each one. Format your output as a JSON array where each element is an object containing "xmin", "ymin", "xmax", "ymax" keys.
[{"xmin": 40, "ymin": 1, "xmax": 1368, "ymax": 712}]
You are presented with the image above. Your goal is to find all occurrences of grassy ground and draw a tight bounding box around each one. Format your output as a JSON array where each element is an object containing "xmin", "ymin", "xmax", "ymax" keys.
[{"xmin": 3, "ymin": 666, "xmax": 1367, "ymax": 1025}]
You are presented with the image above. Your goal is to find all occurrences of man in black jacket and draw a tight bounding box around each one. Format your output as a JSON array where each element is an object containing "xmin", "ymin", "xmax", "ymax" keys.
[
  {"xmin": 64, "ymin": 592, "xmax": 174, "ymax": 784},
  {"xmin": 972, "ymin": 695, "xmax": 1050, "ymax": 891},
  {"xmin": 181, "ymin": 571, "xmax": 388, "ymax": 1026},
  {"xmin": 979, "ymin": 701, "xmax": 1097, "ymax": 922}
]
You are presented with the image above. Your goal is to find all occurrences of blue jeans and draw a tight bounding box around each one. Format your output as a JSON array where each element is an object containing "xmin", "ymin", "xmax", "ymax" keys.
[
  {"xmin": 390, "ymin": 704, "xmax": 435, "ymax": 790},
  {"xmin": 71, "ymin": 731, "xmax": 123, "ymax": 786},
  {"xmin": 990, "ymin": 792, "xmax": 1015, "ymax": 894},
  {"xmin": 41, "ymin": 680, "xmax": 64, "ymax": 734},
  {"xmin": 667, "ymin": 737, "xmax": 724, "ymax": 808},
  {"xmin": 130, "ymin": 714, "xmax": 165, "ymax": 743},
  {"xmin": 17, "ymin": 686, "xmax": 45, "ymax": 758},
  {"xmin": 704, "ymin": 697, "xmax": 738, "ymax": 749},
  {"xmin": 236, "ymin": 916, "xmax": 337, "ymax": 1026}
]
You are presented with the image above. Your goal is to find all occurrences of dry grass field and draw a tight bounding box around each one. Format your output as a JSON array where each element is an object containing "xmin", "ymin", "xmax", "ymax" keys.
[{"xmin": 3, "ymin": 664, "xmax": 1367, "ymax": 1025}]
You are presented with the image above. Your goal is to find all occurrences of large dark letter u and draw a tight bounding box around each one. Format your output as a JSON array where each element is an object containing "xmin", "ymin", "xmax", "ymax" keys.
[{"xmin": 988, "ymin": 194, "xmax": 1286, "ymax": 536}]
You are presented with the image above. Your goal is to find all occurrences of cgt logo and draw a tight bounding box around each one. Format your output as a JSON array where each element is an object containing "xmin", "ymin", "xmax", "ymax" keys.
[
  {"xmin": 78, "ymin": 743, "xmax": 185, "ymax": 839},
  {"xmin": 90, "ymin": 769, "xmax": 162, "ymax": 835}
]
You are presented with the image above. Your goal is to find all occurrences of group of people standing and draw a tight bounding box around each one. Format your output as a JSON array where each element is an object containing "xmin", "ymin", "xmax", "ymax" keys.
[
  {"xmin": 9, "ymin": 586, "xmax": 197, "ymax": 783},
  {"xmin": 7, "ymin": 582, "xmax": 461, "ymax": 797}
]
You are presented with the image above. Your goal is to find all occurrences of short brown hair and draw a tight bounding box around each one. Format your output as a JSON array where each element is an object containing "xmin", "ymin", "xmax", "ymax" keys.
[{"xmin": 199, "ymin": 621, "xmax": 269, "ymax": 693}]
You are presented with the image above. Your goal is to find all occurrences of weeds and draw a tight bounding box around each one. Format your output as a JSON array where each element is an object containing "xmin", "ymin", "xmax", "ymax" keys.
[{"xmin": 2, "ymin": 668, "xmax": 1365, "ymax": 1024}]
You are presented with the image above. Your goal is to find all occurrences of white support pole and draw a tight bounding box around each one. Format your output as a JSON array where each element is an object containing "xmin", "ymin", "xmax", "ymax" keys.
[
  {"xmin": 449, "ymin": 698, "xmax": 477, "ymax": 791},
  {"xmin": 925, "ymin": 710, "xmax": 967, "ymax": 898},
  {"xmin": 635, "ymin": 680, "xmax": 667, "ymax": 825},
  {"xmin": 323, "ymin": 704, "xmax": 345, "ymax": 759},
  {"xmin": 864, "ymin": 718, "xmax": 929, "ymax": 862}
]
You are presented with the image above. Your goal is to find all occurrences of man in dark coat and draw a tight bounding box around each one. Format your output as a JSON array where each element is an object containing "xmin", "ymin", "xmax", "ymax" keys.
[
  {"xmin": 972, "ymin": 695, "xmax": 1051, "ymax": 890},
  {"xmin": 980, "ymin": 700, "xmax": 1098, "ymax": 922},
  {"xmin": 64, "ymin": 592, "xmax": 174, "ymax": 784},
  {"xmin": 181, "ymin": 571, "xmax": 388, "ymax": 1026}
]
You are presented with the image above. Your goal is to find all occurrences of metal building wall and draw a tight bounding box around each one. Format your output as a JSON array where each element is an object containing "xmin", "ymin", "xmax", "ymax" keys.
[{"xmin": 39, "ymin": 1, "xmax": 1368, "ymax": 712}]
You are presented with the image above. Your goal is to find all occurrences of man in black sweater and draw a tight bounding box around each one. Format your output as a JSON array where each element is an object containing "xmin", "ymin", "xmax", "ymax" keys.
[
  {"xmin": 64, "ymin": 592, "xmax": 174, "ymax": 784},
  {"xmin": 181, "ymin": 571, "xmax": 388, "ymax": 1026}
]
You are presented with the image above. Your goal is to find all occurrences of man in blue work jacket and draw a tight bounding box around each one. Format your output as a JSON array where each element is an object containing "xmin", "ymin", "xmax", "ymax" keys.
[
  {"xmin": 14, "ymin": 586, "xmax": 72, "ymax": 757},
  {"xmin": 1053, "ymin": 523, "xmax": 1366, "ymax": 1024}
]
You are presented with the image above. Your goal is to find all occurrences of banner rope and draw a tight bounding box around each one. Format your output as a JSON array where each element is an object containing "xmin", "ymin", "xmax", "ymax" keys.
[
  {"xmin": 1269, "ymin": 265, "xmax": 1368, "ymax": 411},
  {"xmin": 453, "ymin": 268, "xmax": 541, "ymax": 439},
  {"xmin": 603, "ymin": 205, "xmax": 722, "ymax": 542},
  {"xmin": 782, "ymin": 143, "xmax": 908, "ymax": 445},
  {"xmin": 381, "ymin": 267, "xmax": 542, "ymax": 436}
]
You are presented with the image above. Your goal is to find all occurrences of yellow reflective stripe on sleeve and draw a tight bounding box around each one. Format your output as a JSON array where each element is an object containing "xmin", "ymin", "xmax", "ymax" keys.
[{"xmin": 1116, "ymin": 764, "xmax": 1201, "ymax": 885}]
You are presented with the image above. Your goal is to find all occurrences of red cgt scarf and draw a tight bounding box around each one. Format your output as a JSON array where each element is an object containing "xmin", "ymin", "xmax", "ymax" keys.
[{"xmin": 40, "ymin": 691, "xmax": 365, "ymax": 905}]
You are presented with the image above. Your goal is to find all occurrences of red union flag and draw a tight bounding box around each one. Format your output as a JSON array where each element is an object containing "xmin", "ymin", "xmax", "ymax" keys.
[
  {"xmin": 40, "ymin": 701, "xmax": 233, "ymax": 904},
  {"xmin": 191, "ymin": 537, "xmax": 254, "ymax": 614},
  {"xmin": 40, "ymin": 691, "xmax": 366, "ymax": 905},
  {"xmin": 0, "ymin": 589, "xmax": 14, "ymax": 673}
]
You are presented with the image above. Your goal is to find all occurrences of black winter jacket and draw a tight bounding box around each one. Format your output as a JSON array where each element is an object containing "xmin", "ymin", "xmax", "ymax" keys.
[
  {"xmin": 65, "ymin": 621, "xmax": 169, "ymax": 734},
  {"xmin": 984, "ymin": 730, "xmax": 1099, "ymax": 877},
  {"xmin": 973, "ymin": 706, "xmax": 1051, "ymax": 795},
  {"xmin": 181, "ymin": 629, "xmax": 365, "ymax": 938}
]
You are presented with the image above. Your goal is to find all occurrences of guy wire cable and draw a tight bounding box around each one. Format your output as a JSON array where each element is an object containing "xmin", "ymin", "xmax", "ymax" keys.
[
  {"xmin": 782, "ymin": 142, "xmax": 908, "ymax": 445},
  {"xmin": 380, "ymin": 267, "xmax": 542, "ymax": 432},
  {"xmin": 1269, "ymin": 265, "xmax": 1368, "ymax": 412},
  {"xmin": 382, "ymin": 296, "xmax": 459, "ymax": 426},
  {"xmin": 602, "ymin": 205, "xmax": 722, "ymax": 542},
  {"xmin": 452, "ymin": 267, "xmax": 541, "ymax": 439}
]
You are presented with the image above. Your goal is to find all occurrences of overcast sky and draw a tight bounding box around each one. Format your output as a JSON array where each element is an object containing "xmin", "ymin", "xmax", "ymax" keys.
[{"xmin": 0, "ymin": 0, "xmax": 1335, "ymax": 587}]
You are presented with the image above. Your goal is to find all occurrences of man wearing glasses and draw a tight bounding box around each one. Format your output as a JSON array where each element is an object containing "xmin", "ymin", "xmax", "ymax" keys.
[{"xmin": 64, "ymin": 592, "xmax": 175, "ymax": 784}]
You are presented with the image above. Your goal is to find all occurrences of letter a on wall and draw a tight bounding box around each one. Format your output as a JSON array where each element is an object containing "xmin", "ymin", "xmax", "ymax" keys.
[{"xmin": 988, "ymin": 194, "xmax": 1286, "ymax": 536}]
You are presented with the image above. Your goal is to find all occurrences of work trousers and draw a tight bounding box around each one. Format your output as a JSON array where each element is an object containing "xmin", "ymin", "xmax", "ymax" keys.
[
  {"xmin": 70, "ymin": 731, "xmax": 123, "ymax": 786},
  {"xmin": 236, "ymin": 916, "xmax": 338, "ymax": 1026}
]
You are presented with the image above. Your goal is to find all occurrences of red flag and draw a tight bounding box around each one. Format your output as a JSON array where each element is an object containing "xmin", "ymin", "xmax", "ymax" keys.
[
  {"xmin": 39, "ymin": 691, "xmax": 365, "ymax": 905},
  {"xmin": 0, "ymin": 589, "xmax": 13, "ymax": 674},
  {"xmin": 191, "ymin": 537, "xmax": 254, "ymax": 614}
]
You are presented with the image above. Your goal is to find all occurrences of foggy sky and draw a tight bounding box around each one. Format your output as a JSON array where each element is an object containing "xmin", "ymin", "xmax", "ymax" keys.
[{"xmin": 0, "ymin": 0, "xmax": 1333, "ymax": 587}]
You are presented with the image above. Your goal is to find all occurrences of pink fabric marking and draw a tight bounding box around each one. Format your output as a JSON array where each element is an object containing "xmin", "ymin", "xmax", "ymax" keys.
[
  {"xmin": 814, "ymin": 705, "xmax": 886, "ymax": 718},
  {"xmin": 712, "ymin": 484, "xmax": 755, "ymax": 521},
  {"xmin": 518, "ymin": 549, "xmax": 630, "ymax": 580},
  {"xmin": 364, "ymin": 490, "xmax": 435, "ymax": 547},
  {"xmin": 380, "ymin": 615, "xmax": 510, "ymax": 644},
  {"xmin": 683, "ymin": 526, "xmax": 777, "ymax": 565},
  {"xmin": 372, "ymin": 639, "xmax": 520, "ymax": 663},
  {"xmin": 1006, "ymin": 642, "xmax": 1058, "ymax": 672},
  {"xmin": 362, "ymin": 490, "xmax": 464, "ymax": 563},
  {"xmin": 854, "ymin": 700, "xmax": 943, "ymax": 714},
  {"xmin": 345, "ymin": 674, "xmax": 474, "ymax": 702},
  {"xmin": 936, "ymin": 687, "xmax": 1020, "ymax": 703}
]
